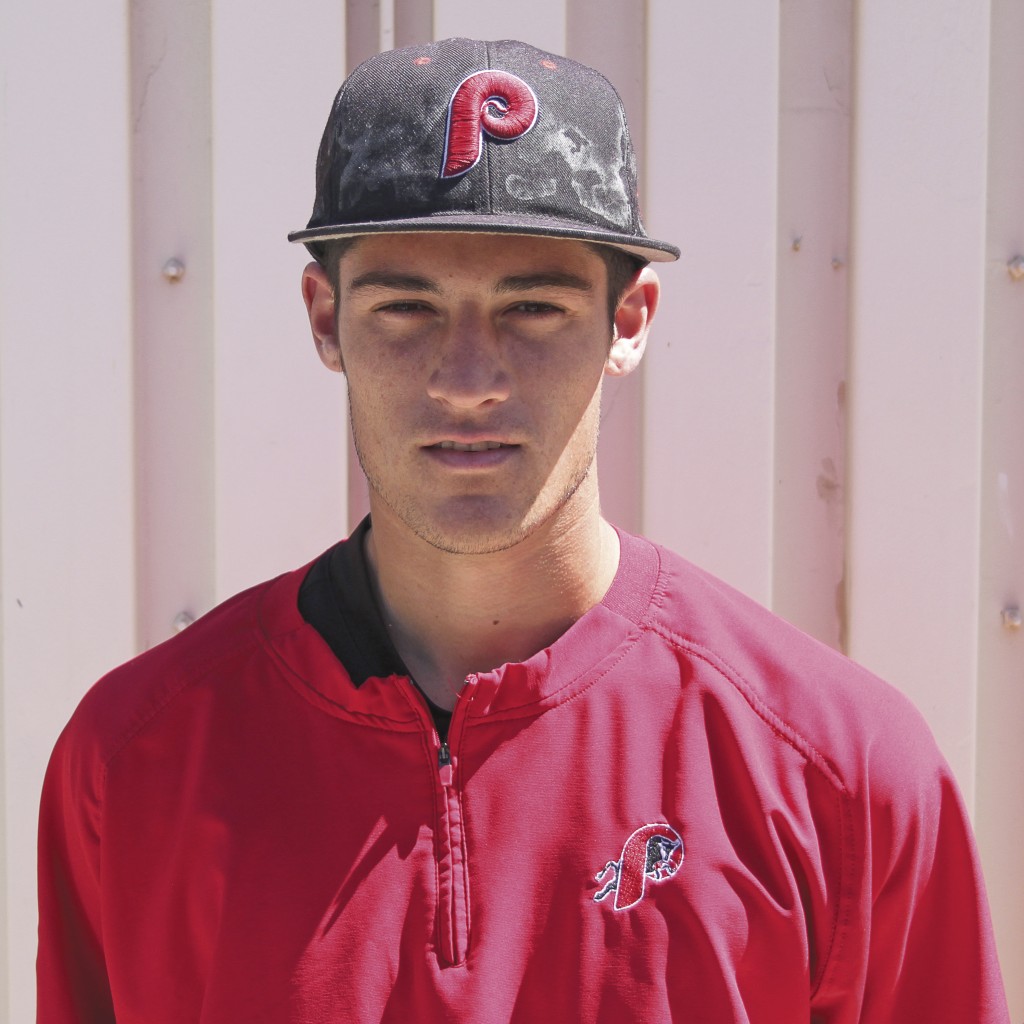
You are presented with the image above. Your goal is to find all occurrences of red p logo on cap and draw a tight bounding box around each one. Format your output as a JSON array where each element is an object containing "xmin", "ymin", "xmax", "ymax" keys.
[{"xmin": 441, "ymin": 70, "xmax": 538, "ymax": 178}]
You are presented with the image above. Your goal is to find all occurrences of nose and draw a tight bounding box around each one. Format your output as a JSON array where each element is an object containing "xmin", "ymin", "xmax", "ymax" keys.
[{"xmin": 426, "ymin": 311, "xmax": 511, "ymax": 409}]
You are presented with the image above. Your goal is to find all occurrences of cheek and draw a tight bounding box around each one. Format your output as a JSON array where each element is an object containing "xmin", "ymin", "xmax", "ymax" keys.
[
  {"xmin": 344, "ymin": 366, "xmax": 405, "ymax": 446},
  {"xmin": 347, "ymin": 377, "xmax": 404, "ymax": 437},
  {"xmin": 539, "ymin": 371, "xmax": 606, "ymax": 458},
  {"xmin": 549, "ymin": 350, "xmax": 607, "ymax": 410},
  {"xmin": 364, "ymin": 334, "xmax": 443, "ymax": 385},
  {"xmin": 515, "ymin": 329, "xmax": 609, "ymax": 393},
  {"xmin": 341, "ymin": 335, "xmax": 429, "ymax": 409}
]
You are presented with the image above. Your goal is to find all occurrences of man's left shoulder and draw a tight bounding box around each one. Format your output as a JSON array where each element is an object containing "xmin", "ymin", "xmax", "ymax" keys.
[{"xmin": 639, "ymin": 537, "xmax": 944, "ymax": 789}]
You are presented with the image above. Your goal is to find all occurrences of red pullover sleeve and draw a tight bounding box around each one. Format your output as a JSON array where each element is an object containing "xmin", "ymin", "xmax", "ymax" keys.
[
  {"xmin": 812, "ymin": 713, "xmax": 1010, "ymax": 1023},
  {"xmin": 37, "ymin": 719, "xmax": 116, "ymax": 1023},
  {"xmin": 861, "ymin": 770, "xmax": 1008, "ymax": 1021}
]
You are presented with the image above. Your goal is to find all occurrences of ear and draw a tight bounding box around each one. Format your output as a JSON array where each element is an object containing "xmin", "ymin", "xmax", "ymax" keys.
[
  {"xmin": 301, "ymin": 261, "xmax": 344, "ymax": 373},
  {"xmin": 606, "ymin": 266, "xmax": 660, "ymax": 378}
]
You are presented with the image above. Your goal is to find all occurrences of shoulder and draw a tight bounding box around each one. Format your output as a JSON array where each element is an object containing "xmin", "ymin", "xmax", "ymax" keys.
[
  {"xmin": 630, "ymin": 534, "xmax": 948, "ymax": 799},
  {"xmin": 55, "ymin": 560, "xmax": 314, "ymax": 772},
  {"xmin": 628, "ymin": 536, "xmax": 999, "ymax": 1008}
]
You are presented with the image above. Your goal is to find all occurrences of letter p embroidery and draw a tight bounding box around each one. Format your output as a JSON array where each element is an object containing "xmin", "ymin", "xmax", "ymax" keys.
[{"xmin": 441, "ymin": 70, "xmax": 538, "ymax": 178}]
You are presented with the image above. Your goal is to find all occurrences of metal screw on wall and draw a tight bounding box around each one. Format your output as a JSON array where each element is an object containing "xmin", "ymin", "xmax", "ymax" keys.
[
  {"xmin": 1001, "ymin": 606, "xmax": 1022, "ymax": 632},
  {"xmin": 1007, "ymin": 256, "xmax": 1024, "ymax": 282},
  {"xmin": 162, "ymin": 258, "xmax": 186, "ymax": 283},
  {"xmin": 173, "ymin": 612, "xmax": 195, "ymax": 633}
]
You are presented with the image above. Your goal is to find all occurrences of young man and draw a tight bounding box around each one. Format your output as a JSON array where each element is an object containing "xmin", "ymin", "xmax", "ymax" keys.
[{"xmin": 38, "ymin": 38, "xmax": 1009, "ymax": 1023}]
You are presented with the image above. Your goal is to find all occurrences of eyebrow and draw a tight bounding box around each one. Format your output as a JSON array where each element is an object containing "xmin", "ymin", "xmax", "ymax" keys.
[
  {"xmin": 494, "ymin": 272, "xmax": 593, "ymax": 294},
  {"xmin": 347, "ymin": 271, "xmax": 442, "ymax": 294},
  {"xmin": 346, "ymin": 269, "xmax": 594, "ymax": 296}
]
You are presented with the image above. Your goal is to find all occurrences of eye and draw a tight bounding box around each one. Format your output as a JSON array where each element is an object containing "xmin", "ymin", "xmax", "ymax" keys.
[
  {"xmin": 375, "ymin": 300, "xmax": 435, "ymax": 316},
  {"xmin": 507, "ymin": 301, "xmax": 562, "ymax": 315}
]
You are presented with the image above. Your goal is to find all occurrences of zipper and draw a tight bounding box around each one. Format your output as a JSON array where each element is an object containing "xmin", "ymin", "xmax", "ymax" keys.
[
  {"xmin": 438, "ymin": 741, "xmax": 453, "ymax": 787},
  {"xmin": 422, "ymin": 675, "xmax": 477, "ymax": 967}
]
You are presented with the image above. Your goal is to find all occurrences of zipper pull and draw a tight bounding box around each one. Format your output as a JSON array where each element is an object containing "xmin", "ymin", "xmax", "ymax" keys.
[{"xmin": 438, "ymin": 741, "xmax": 453, "ymax": 787}]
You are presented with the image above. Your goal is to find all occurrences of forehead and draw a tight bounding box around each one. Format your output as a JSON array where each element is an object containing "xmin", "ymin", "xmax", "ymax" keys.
[{"xmin": 336, "ymin": 232, "xmax": 606, "ymax": 284}]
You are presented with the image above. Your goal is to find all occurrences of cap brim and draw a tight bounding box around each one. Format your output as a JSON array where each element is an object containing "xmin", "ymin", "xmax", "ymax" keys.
[{"xmin": 288, "ymin": 213, "xmax": 679, "ymax": 263}]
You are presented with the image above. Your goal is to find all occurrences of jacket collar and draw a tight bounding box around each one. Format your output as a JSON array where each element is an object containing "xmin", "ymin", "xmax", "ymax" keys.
[{"xmin": 259, "ymin": 521, "xmax": 661, "ymax": 727}]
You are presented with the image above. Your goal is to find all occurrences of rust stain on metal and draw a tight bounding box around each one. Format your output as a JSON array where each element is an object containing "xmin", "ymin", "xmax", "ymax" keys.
[{"xmin": 817, "ymin": 457, "xmax": 841, "ymax": 503}]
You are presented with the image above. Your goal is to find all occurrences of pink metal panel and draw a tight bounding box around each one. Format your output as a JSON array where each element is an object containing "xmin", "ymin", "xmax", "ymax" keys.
[
  {"xmin": 211, "ymin": 0, "xmax": 349, "ymax": 600},
  {"xmin": 976, "ymin": 0, "xmax": 1024, "ymax": 1012},
  {"xmin": 348, "ymin": 0, "xmax": 387, "ymax": 70},
  {"xmin": 130, "ymin": 0, "xmax": 217, "ymax": 650},
  {"xmin": 0, "ymin": 5, "xmax": 136, "ymax": 1019},
  {"xmin": 644, "ymin": 1, "xmax": 780, "ymax": 604},
  {"xmin": 394, "ymin": 0, "xmax": 434, "ymax": 50},
  {"xmin": 771, "ymin": 0, "xmax": 853, "ymax": 651},
  {"xmin": 845, "ymin": 0, "xmax": 990, "ymax": 796},
  {"xmin": 433, "ymin": 0, "xmax": 566, "ymax": 55},
  {"xmin": 568, "ymin": 0, "xmax": 648, "ymax": 535}
]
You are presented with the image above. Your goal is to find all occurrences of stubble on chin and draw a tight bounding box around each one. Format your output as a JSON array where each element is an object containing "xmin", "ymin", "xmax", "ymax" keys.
[
  {"xmin": 355, "ymin": 440, "xmax": 599, "ymax": 557},
  {"xmin": 348, "ymin": 383, "xmax": 602, "ymax": 556}
]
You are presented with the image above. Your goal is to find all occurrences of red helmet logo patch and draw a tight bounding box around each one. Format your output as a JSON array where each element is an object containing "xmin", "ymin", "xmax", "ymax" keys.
[
  {"xmin": 441, "ymin": 70, "xmax": 538, "ymax": 178},
  {"xmin": 593, "ymin": 823, "xmax": 684, "ymax": 911}
]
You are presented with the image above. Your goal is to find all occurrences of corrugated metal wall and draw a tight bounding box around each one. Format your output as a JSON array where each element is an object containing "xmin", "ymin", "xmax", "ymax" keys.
[{"xmin": 1, "ymin": 0, "xmax": 1020, "ymax": 1017}]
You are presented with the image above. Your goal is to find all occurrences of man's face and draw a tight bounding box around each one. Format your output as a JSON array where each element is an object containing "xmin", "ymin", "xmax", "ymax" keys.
[{"xmin": 304, "ymin": 233, "xmax": 653, "ymax": 555}]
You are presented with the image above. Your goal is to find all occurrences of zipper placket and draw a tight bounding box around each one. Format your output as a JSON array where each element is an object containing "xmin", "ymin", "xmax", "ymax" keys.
[{"xmin": 429, "ymin": 675, "xmax": 476, "ymax": 966}]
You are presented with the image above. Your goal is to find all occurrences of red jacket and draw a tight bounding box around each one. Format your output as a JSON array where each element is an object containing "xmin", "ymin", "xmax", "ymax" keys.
[{"xmin": 37, "ymin": 531, "xmax": 1009, "ymax": 1022}]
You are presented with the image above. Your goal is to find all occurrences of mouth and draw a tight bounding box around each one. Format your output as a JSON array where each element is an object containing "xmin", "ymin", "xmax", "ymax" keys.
[
  {"xmin": 423, "ymin": 438, "xmax": 520, "ymax": 470},
  {"xmin": 431, "ymin": 441, "xmax": 511, "ymax": 452}
]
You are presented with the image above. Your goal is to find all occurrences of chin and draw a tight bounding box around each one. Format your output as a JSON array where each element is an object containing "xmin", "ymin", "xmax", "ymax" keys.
[
  {"xmin": 409, "ymin": 486, "xmax": 596, "ymax": 556},
  {"xmin": 408, "ymin": 503, "xmax": 535, "ymax": 556},
  {"xmin": 366, "ymin": 454, "xmax": 598, "ymax": 556}
]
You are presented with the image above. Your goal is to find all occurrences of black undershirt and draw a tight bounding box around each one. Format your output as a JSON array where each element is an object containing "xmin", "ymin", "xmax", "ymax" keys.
[{"xmin": 297, "ymin": 517, "xmax": 454, "ymax": 739}]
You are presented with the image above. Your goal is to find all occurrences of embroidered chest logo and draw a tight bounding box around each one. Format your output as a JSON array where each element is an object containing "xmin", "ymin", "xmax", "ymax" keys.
[
  {"xmin": 593, "ymin": 823, "xmax": 684, "ymax": 911},
  {"xmin": 441, "ymin": 70, "xmax": 538, "ymax": 178}
]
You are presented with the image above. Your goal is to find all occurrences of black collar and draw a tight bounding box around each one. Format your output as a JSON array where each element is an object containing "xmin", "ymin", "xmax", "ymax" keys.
[{"xmin": 297, "ymin": 517, "xmax": 409, "ymax": 687}]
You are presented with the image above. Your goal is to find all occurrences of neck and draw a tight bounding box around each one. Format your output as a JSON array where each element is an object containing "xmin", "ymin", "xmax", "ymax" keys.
[{"xmin": 364, "ymin": 496, "xmax": 620, "ymax": 711}]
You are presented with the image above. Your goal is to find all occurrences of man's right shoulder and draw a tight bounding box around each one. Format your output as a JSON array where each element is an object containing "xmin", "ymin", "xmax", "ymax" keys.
[{"xmin": 59, "ymin": 561, "xmax": 311, "ymax": 768}]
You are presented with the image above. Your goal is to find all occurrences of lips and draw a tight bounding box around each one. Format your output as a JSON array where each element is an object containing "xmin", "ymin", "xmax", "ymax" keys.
[
  {"xmin": 432, "ymin": 440, "xmax": 509, "ymax": 452},
  {"xmin": 423, "ymin": 437, "xmax": 520, "ymax": 469}
]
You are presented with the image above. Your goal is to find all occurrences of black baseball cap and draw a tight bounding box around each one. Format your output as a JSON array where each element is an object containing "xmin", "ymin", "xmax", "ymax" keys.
[{"xmin": 289, "ymin": 38, "xmax": 680, "ymax": 264}]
